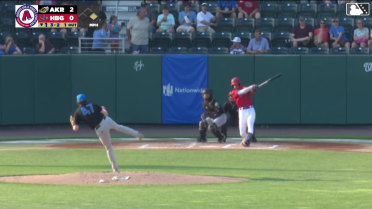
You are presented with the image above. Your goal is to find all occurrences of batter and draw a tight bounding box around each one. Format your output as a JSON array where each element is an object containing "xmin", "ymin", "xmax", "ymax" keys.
[
  {"xmin": 70, "ymin": 94, "xmax": 144, "ymax": 173},
  {"xmin": 230, "ymin": 77, "xmax": 258, "ymax": 147}
]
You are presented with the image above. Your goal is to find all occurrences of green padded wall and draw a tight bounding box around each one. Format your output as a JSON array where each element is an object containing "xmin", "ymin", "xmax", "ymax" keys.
[
  {"xmin": 34, "ymin": 55, "xmax": 71, "ymax": 123},
  {"xmin": 71, "ymin": 55, "xmax": 117, "ymax": 118},
  {"xmin": 208, "ymin": 55, "xmax": 255, "ymax": 107},
  {"xmin": 301, "ymin": 55, "xmax": 347, "ymax": 124},
  {"xmin": 1, "ymin": 56, "xmax": 35, "ymax": 124},
  {"xmin": 255, "ymin": 55, "xmax": 301, "ymax": 124},
  {"xmin": 347, "ymin": 56, "xmax": 372, "ymax": 124},
  {"xmin": 116, "ymin": 55, "xmax": 162, "ymax": 123}
]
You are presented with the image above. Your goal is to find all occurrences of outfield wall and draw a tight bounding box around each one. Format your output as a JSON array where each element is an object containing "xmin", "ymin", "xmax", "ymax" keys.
[{"xmin": 0, "ymin": 54, "xmax": 371, "ymax": 125}]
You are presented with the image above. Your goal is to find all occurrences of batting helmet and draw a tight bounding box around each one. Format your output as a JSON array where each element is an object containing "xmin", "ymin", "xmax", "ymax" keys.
[{"xmin": 231, "ymin": 77, "xmax": 241, "ymax": 87}]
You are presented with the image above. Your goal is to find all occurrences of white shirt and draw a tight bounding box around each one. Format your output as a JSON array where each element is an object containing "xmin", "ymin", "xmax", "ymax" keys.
[{"xmin": 197, "ymin": 11, "xmax": 214, "ymax": 27}]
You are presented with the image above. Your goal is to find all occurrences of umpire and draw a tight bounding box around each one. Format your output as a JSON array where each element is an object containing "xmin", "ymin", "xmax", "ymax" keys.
[{"xmin": 198, "ymin": 89, "xmax": 227, "ymax": 143}]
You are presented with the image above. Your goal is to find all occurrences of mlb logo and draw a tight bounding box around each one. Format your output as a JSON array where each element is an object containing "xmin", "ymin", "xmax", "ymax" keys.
[
  {"xmin": 15, "ymin": 5, "xmax": 39, "ymax": 28},
  {"xmin": 346, "ymin": 3, "xmax": 370, "ymax": 16}
]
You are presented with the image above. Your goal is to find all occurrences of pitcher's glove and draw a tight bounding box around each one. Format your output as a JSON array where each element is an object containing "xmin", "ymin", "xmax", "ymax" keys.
[{"xmin": 69, "ymin": 115, "xmax": 76, "ymax": 127}]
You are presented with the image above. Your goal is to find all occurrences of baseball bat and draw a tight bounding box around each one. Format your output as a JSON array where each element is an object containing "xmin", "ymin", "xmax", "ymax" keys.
[{"xmin": 258, "ymin": 73, "xmax": 283, "ymax": 88}]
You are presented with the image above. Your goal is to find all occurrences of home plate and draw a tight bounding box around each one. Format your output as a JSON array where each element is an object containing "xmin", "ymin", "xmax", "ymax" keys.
[
  {"xmin": 269, "ymin": 145, "xmax": 279, "ymax": 149},
  {"xmin": 199, "ymin": 145, "xmax": 219, "ymax": 148}
]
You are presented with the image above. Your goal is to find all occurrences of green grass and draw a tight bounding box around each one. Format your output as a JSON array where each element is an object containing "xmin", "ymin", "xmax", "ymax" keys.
[{"xmin": 0, "ymin": 148, "xmax": 372, "ymax": 209}]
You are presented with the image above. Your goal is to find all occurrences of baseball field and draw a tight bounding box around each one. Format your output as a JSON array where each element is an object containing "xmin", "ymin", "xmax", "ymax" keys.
[{"xmin": 1, "ymin": 125, "xmax": 372, "ymax": 209}]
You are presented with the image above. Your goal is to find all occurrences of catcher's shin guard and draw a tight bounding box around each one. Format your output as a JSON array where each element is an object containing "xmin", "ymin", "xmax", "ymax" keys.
[
  {"xmin": 198, "ymin": 120, "xmax": 208, "ymax": 142},
  {"xmin": 210, "ymin": 123, "xmax": 226, "ymax": 143}
]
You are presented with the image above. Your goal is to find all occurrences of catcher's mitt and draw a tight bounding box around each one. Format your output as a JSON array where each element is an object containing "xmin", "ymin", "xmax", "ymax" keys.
[{"xmin": 69, "ymin": 115, "xmax": 76, "ymax": 126}]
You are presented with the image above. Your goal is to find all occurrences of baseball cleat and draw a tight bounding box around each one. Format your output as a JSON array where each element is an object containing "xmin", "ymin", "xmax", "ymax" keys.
[{"xmin": 240, "ymin": 138, "xmax": 250, "ymax": 147}]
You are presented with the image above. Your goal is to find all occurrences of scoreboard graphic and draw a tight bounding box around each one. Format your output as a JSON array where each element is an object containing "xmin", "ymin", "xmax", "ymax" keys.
[{"xmin": 15, "ymin": 5, "xmax": 99, "ymax": 28}]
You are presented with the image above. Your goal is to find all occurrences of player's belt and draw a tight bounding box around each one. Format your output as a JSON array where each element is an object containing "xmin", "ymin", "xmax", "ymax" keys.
[
  {"xmin": 239, "ymin": 105, "xmax": 253, "ymax": 110},
  {"xmin": 94, "ymin": 116, "xmax": 106, "ymax": 130}
]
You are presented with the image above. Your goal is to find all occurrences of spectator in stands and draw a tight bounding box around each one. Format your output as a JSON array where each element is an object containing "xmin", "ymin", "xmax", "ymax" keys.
[
  {"xmin": 35, "ymin": 34, "xmax": 55, "ymax": 54},
  {"xmin": 141, "ymin": 1, "xmax": 158, "ymax": 34},
  {"xmin": 313, "ymin": 19, "xmax": 329, "ymax": 48},
  {"xmin": 108, "ymin": 15, "xmax": 124, "ymax": 53},
  {"xmin": 156, "ymin": 5, "xmax": 176, "ymax": 33},
  {"xmin": 230, "ymin": 37, "xmax": 246, "ymax": 54},
  {"xmin": 35, "ymin": 0, "xmax": 56, "ymax": 5},
  {"xmin": 0, "ymin": 44, "xmax": 5, "ymax": 55},
  {"xmin": 3, "ymin": 36, "xmax": 22, "ymax": 55},
  {"xmin": 92, "ymin": 21, "xmax": 108, "ymax": 53},
  {"xmin": 291, "ymin": 17, "xmax": 313, "ymax": 48},
  {"xmin": 177, "ymin": 3, "xmax": 197, "ymax": 33},
  {"xmin": 329, "ymin": 18, "xmax": 350, "ymax": 48},
  {"xmin": 247, "ymin": 29, "xmax": 270, "ymax": 54},
  {"xmin": 196, "ymin": 2, "xmax": 217, "ymax": 33},
  {"xmin": 368, "ymin": 32, "xmax": 372, "ymax": 49},
  {"xmin": 127, "ymin": 7, "xmax": 150, "ymax": 54},
  {"xmin": 351, "ymin": 19, "xmax": 369, "ymax": 48},
  {"xmin": 237, "ymin": 0, "xmax": 261, "ymax": 19},
  {"xmin": 216, "ymin": 0, "xmax": 237, "ymax": 19}
]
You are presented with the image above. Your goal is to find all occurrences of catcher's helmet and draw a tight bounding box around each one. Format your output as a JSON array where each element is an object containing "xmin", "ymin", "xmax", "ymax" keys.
[
  {"xmin": 202, "ymin": 89, "xmax": 213, "ymax": 97},
  {"xmin": 231, "ymin": 77, "xmax": 241, "ymax": 87}
]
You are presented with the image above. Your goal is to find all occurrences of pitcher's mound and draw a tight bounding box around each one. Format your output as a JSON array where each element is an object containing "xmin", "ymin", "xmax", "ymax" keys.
[{"xmin": 0, "ymin": 172, "xmax": 247, "ymax": 186}]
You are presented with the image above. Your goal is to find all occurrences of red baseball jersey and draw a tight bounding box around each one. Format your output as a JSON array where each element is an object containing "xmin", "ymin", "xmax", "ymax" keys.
[{"xmin": 230, "ymin": 86, "xmax": 253, "ymax": 108}]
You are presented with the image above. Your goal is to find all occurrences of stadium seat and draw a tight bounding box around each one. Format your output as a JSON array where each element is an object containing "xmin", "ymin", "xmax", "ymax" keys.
[
  {"xmin": 206, "ymin": 2, "xmax": 217, "ymax": 15},
  {"xmin": 255, "ymin": 17, "xmax": 275, "ymax": 32},
  {"xmin": 311, "ymin": 46, "xmax": 329, "ymax": 54},
  {"xmin": 260, "ymin": 31, "xmax": 272, "ymax": 44},
  {"xmin": 15, "ymin": 30, "xmax": 32, "ymax": 48},
  {"xmin": 148, "ymin": 3, "xmax": 160, "ymax": 13},
  {"xmin": 66, "ymin": 31, "xmax": 80, "ymax": 47},
  {"xmin": 233, "ymin": 31, "xmax": 251, "ymax": 47},
  {"xmin": 212, "ymin": 32, "xmax": 232, "ymax": 48},
  {"xmin": 1, "ymin": 17, "xmax": 13, "ymax": 27},
  {"xmin": 259, "ymin": 2, "xmax": 278, "ymax": 18},
  {"xmin": 350, "ymin": 47, "xmax": 369, "ymax": 55},
  {"xmin": 278, "ymin": 2, "xmax": 298, "ymax": 18},
  {"xmin": 215, "ymin": 18, "xmax": 235, "ymax": 33},
  {"xmin": 3, "ymin": 1, "xmax": 15, "ymax": 14},
  {"xmin": 189, "ymin": 46, "xmax": 208, "ymax": 54},
  {"xmin": 150, "ymin": 32, "xmax": 173, "ymax": 49},
  {"xmin": 298, "ymin": 3, "xmax": 317, "ymax": 18},
  {"xmin": 358, "ymin": 17, "xmax": 372, "ymax": 29},
  {"xmin": 291, "ymin": 46, "xmax": 309, "ymax": 54},
  {"xmin": 270, "ymin": 46, "xmax": 289, "ymax": 54},
  {"xmin": 0, "ymin": 31, "xmax": 13, "ymax": 43},
  {"xmin": 173, "ymin": 32, "xmax": 193, "ymax": 48},
  {"xmin": 193, "ymin": 32, "xmax": 212, "ymax": 48},
  {"xmin": 330, "ymin": 47, "xmax": 349, "ymax": 55},
  {"xmin": 47, "ymin": 31, "xmax": 66, "ymax": 51},
  {"xmin": 60, "ymin": 46, "xmax": 79, "ymax": 54},
  {"xmin": 338, "ymin": 17, "xmax": 354, "ymax": 33},
  {"xmin": 271, "ymin": 31, "xmax": 291, "ymax": 47},
  {"xmin": 276, "ymin": 17, "xmax": 295, "ymax": 32},
  {"xmin": 167, "ymin": 46, "xmax": 189, "ymax": 54},
  {"xmin": 235, "ymin": 18, "xmax": 255, "ymax": 33},
  {"xmin": 150, "ymin": 46, "xmax": 167, "ymax": 54},
  {"xmin": 337, "ymin": 4, "xmax": 347, "ymax": 17},
  {"xmin": 208, "ymin": 46, "xmax": 229, "ymax": 54},
  {"xmin": 22, "ymin": 47, "xmax": 36, "ymax": 55},
  {"xmin": 190, "ymin": 3, "xmax": 200, "ymax": 13},
  {"xmin": 317, "ymin": 3, "xmax": 337, "ymax": 18}
]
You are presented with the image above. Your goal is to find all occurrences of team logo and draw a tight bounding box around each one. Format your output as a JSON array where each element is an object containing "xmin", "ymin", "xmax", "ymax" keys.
[
  {"xmin": 163, "ymin": 83, "xmax": 174, "ymax": 97},
  {"xmin": 364, "ymin": 63, "xmax": 372, "ymax": 72},
  {"xmin": 15, "ymin": 5, "xmax": 38, "ymax": 28},
  {"xmin": 134, "ymin": 60, "xmax": 144, "ymax": 71},
  {"xmin": 346, "ymin": 3, "xmax": 369, "ymax": 16},
  {"xmin": 38, "ymin": 6, "xmax": 49, "ymax": 13}
]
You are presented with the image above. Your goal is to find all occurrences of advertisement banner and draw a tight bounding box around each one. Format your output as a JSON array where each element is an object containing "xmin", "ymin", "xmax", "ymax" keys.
[{"xmin": 162, "ymin": 55, "xmax": 208, "ymax": 124}]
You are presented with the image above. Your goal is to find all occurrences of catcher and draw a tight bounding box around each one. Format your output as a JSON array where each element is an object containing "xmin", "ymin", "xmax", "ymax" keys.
[
  {"xmin": 198, "ymin": 89, "xmax": 227, "ymax": 143},
  {"xmin": 70, "ymin": 93, "xmax": 144, "ymax": 173}
]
